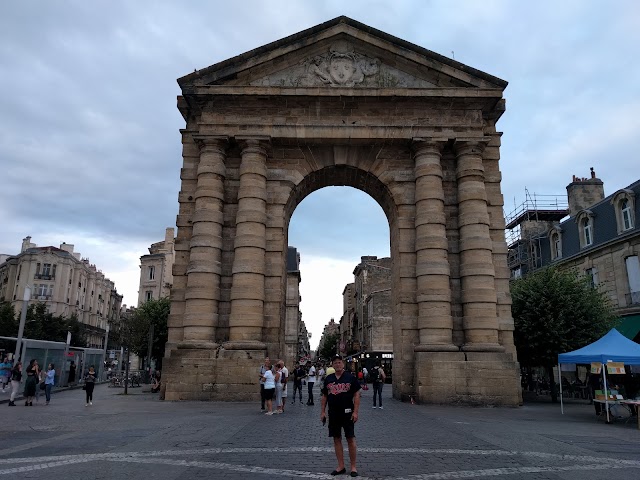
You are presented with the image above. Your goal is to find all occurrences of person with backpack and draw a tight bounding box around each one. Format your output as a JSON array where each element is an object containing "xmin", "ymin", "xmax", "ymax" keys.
[{"xmin": 370, "ymin": 363, "xmax": 386, "ymax": 409}]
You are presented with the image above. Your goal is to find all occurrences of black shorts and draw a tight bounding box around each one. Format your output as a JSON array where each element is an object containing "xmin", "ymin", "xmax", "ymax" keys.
[
  {"xmin": 263, "ymin": 388, "xmax": 275, "ymax": 400},
  {"xmin": 328, "ymin": 411, "xmax": 355, "ymax": 439}
]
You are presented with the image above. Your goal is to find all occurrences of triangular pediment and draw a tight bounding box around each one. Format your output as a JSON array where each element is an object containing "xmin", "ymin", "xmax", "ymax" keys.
[{"xmin": 179, "ymin": 17, "xmax": 507, "ymax": 91}]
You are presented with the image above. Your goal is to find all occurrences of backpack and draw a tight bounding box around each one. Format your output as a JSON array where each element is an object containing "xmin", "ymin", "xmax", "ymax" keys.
[{"xmin": 370, "ymin": 367, "xmax": 380, "ymax": 384}]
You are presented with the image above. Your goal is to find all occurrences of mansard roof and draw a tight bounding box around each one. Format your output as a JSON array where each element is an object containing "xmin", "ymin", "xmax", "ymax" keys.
[{"xmin": 178, "ymin": 16, "xmax": 507, "ymax": 91}]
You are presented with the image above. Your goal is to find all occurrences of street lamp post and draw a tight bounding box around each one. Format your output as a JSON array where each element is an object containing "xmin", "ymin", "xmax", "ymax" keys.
[{"xmin": 14, "ymin": 285, "xmax": 31, "ymax": 361}]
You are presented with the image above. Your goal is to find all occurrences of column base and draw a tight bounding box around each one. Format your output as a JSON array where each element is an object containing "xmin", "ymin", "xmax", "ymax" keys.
[
  {"xmin": 414, "ymin": 351, "xmax": 521, "ymax": 406},
  {"xmin": 461, "ymin": 343, "xmax": 505, "ymax": 353},
  {"xmin": 223, "ymin": 340, "xmax": 267, "ymax": 351},
  {"xmin": 414, "ymin": 344, "xmax": 460, "ymax": 353},
  {"xmin": 177, "ymin": 341, "xmax": 220, "ymax": 350},
  {"xmin": 163, "ymin": 345, "xmax": 265, "ymax": 402}
]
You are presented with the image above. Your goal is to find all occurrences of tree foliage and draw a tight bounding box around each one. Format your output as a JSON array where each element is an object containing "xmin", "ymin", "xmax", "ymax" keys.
[
  {"xmin": 0, "ymin": 302, "xmax": 88, "ymax": 347},
  {"xmin": 23, "ymin": 303, "xmax": 88, "ymax": 347},
  {"xmin": 318, "ymin": 332, "xmax": 340, "ymax": 361},
  {"xmin": 511, "ymin": 267, "xmax": 616, "ymax": 401},
  {"xmin": 123, "ymin": 297, "xmax": 169, "ymax": 369}
]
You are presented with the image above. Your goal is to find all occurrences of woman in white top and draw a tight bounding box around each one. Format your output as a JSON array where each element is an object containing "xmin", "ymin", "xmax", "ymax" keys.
[{"xmin": 262, "ymin": 367, "xmax": 279, "ymax": 415}]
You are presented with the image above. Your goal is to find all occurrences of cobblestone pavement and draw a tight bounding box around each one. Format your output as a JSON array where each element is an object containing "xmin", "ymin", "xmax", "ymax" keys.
[{"xmin": 0, "ymin": 384, "xmax": 639, "ymax": 479}]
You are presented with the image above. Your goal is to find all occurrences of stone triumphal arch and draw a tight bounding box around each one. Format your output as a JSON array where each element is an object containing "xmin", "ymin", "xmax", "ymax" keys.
[{"xmin": 163, "ymin": 17, "xmax": 521, "ymax": 405}]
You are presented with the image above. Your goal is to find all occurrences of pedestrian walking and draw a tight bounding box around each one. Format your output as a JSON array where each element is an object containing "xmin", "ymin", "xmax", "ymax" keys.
[
  {"xmin": 320, "ymin": 355, "xmax": 361, "ymax": 477},
  {"xmin": 258, "ymin": 357, "xmax": 272, "ymax": 411},
  {"xmin": 7, "ymin": 361, "xmax": 22, "ymax": 406},
  {"xmin": 362, "ymin": 366, "xmax": 369, "ymax": 391},
  {"xmin": 0, "ymin": 356, "xmax": 11, "ymax": 393},
  {"xmin": 291, "ymin": 363, "xmax": 306, "ymax": 404},
  {"xmin": 307, "ymin": 363, "xmax": 316, "ymax": 405},
  {"xmin": 44, "ymin": 363, "xmax": 55, "ymax": 405},
  {"xmin": 261, "ymin": 362, "xmax": 277, "ymax": 415},
  {"xmin": 371, "ymin": 363, "xmax": 386, "ymax": 409},
  {"xmin": 68, "ymin": 361, "xmax": 76, "ymax": 384},
  {"xmin": 279, "ymin": 361, "xmax": 289, "ymax": 413},
  {"xmin": 84, "ymin": 366, "xmax": 96, "ymax": 406},
  {"xmin": 23, "ymin": 359, "xmax": 38, "ymax": 406},
  {"xmin": 274, "ymin": 362, "xmax": 284, "ymax": 414},
  {"xmin": 35, "ymin": 366, "xmax": 44, "ymax": 404}
]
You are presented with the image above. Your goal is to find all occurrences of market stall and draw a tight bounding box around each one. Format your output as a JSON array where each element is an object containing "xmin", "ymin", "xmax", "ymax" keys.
[{"xmin": 558, "ymin": 328, "xmax": 640, "ymax": 425}]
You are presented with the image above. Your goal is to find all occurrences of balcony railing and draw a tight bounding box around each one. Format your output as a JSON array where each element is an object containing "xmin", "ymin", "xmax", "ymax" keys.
[
  {"xmin": 34, "ymin": 274, "xmax": 55, "ymax": 280},
  {"xmin": 626, "ymin": 291, "xmax": 640, "ymax": 306},
  {"xmin": 32, "ymin": 295, "xmax": 52, "ymax": 301}
]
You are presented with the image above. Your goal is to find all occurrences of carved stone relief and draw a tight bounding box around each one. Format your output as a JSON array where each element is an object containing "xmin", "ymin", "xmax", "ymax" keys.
[{"xmin": 249, "ymin": 40, "xmax": 437, "ymax": 88}]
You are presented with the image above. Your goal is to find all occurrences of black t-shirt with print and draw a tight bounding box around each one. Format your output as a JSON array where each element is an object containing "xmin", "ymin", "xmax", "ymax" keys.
[
  {"xmin": 293, "ymin": 367, "xmax": 306, "ymax": 383},
  {"xmin": 321, "ymin": 371, "xmax": 361, "ymax": 414}
]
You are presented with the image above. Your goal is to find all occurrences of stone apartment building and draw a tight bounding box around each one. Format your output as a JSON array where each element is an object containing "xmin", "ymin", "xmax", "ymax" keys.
[
  {"xmin": 340, "ymin": 283, "xmax": 355, "ymax": 352},
  {"xmin": 340, "ymin": 256, "xmax": 393, "ymax": 374},
  {"xmin": 506, "ymin": 170, "xmax": 640, "ymax": 340},
  {"xmin": 138, "ymin": 228, "xmax": 175, "ymax": 305},
  {"xmin": 317, "ymin": 318, "xmax": 340, "ymax": 358},
  {"xmin": 0, "ymin": 236, "xmax": 123, "ymax": 348},
  {"xmin": 284, "ymin": 246, "xmax": 309, "ymax": 367}
]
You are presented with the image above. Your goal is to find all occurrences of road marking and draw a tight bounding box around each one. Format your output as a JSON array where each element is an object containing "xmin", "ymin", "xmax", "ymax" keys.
[
  {"xmin": 0, "ymin": 432, "xmax": 80, "ymax": 457},
  {"xmin": 1, "ymin": 446, "xmax": 639, "ymax": 478}
]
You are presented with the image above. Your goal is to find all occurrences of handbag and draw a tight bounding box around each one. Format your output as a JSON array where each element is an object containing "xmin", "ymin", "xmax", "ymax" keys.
[
  {"xmin": 82, "ymin": 384, "xmax": 87, "ymax": 390},
  {"xmin": 39, "ymin": 382, "xmax": 45, "ymax": 391}
]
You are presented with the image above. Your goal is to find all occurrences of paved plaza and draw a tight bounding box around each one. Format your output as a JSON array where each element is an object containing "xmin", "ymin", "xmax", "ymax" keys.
[{"xmin": 1, "ymin": 384, "xmax": 639, "ymax": 479}]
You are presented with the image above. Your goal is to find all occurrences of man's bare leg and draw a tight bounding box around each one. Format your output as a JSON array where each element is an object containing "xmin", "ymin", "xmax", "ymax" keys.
[
  {"xmin": 347, "ymin": 437, "xmax": 357, "ymax": 473},
  {"xmin": 333, "ymin": 437, "xmax": 345, "ymax": 471}
]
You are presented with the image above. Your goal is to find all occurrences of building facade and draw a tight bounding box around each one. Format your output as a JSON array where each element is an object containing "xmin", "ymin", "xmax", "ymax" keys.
[
  {"xmin": 339, "ymin": 256, "xmax": 394, "ymax": 375},
  {"xmin": 284, "ymin": 246, "xmax": 304, "ymax": 367},
  {"xmin": 138, "ymin": 228, "xmax": 175, "ymax": 305},
  {"xmin": 317, "ymin": 318, "xmax": 340, "ymax": 359},
  {"xmin": 0, "ymin": 236, "xmax": 123, "ymax": 348},
  {"xmin": 506, "ymin": 171, "xmax": 640, "ymax": 339}
]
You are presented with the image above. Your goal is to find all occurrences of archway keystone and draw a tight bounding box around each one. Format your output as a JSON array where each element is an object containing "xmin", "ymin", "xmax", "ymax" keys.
[{"xmin": 163, "ymin": 16, "xmax": 521, "ymax": 405}]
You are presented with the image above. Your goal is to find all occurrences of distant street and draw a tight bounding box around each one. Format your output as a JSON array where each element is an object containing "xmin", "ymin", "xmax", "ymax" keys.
[{"xmin": 1, "ymin": 384, "xmax": 639, "ymax": 479}]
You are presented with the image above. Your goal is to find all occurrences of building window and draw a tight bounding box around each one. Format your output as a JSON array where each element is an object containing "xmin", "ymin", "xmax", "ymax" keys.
[
  {"xmin": 583, "ymin": 218, "xmax": 593, "ymax": 246},
  {"xmin": 622, "ymin": 199, "xmax": 633, "ymax": 230},
  {"xmin": 585, "ymin": 268, "xmax": 598, "ymax": 288},
  {"xmin": 626, "ymin": 256, "xmax": 640, "ymax": 305},
  {"xmin": 42, "ymin": 263, "xmax": 51, "ymax": 277},
  {"xmin": 148, "ymin": 266, "xmax": 155, "ymax": 281},
  {"xmin": 549, "ymin": 227, "xmax": 562, "ymax": 260},
  {"xmin": 611, "ymin": 189, "xmax": 636, "ymax": 234},
  {"xmin": 145, "ymin": 291, "xmax": 153, "ymax": 302},
  {"xmin": 576, "ymin": 210, "xmax": 595, "ymax": 249}
]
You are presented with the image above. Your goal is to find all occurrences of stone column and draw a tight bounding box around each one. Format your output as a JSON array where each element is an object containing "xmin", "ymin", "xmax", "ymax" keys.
[
  {"xmin": 182, "ymin": 136, "xmax": 227, "ymax": 345},
  {"xmin": 412, "ymin": 139, "xmax": 458, "ymax": 352},
  {"xmin": 226, "ymin": 137, "xmax": 269, "ymax": 349},
  {"xmin": 454, "ymin": 140, "xmax": 503, "ymax": 352}
]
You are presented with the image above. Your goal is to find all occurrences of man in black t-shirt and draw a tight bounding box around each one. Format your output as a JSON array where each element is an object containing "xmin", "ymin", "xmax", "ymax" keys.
[
  {"xmin": 291, "ymin": 363, "xmax": 306, "ymax": 404},
  {"xmin": 321, "ymin": 355, "xmax": 361, "ymax": 477}
]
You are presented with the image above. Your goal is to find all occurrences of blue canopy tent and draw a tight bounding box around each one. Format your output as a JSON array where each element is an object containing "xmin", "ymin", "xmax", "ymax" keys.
[{"xmin": 557, "ymin": 328, "xmax": 640, "ymax": 421}]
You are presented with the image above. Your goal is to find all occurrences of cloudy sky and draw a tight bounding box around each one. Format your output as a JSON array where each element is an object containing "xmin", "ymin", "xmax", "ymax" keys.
[{"xmin": 1, "ymin": 1, "xmax": 638, "ymax": 349}]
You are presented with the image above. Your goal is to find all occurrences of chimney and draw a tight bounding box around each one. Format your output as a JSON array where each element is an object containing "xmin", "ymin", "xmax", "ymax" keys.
[
  {"xmin": 165, "ymin": 227, "xmax": 175, "ymax": 248},
  {"xmin": 59, "ymin": 242, "xmax": 75, "ymax": 253},
  {"xmin": 21, "ymin": 236, "xmax": 35, "ymax": 252},
  {"xmin": 566, "ymin": 168, "xmax": 604, "ymax": 216}
]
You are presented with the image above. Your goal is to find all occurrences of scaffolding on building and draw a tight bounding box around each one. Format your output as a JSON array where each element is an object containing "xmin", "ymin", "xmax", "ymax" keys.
[{"xmin": 505, "ymin": 189, "xmax": 569, "ymax": 278}]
